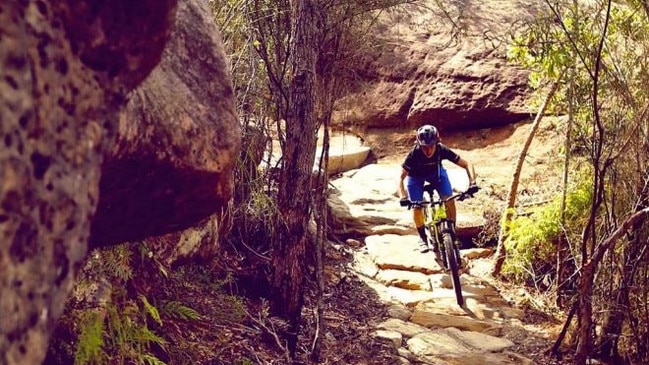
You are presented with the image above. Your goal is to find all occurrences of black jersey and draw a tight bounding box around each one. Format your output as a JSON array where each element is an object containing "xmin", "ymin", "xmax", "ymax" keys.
[{"xmin": 402, "ymin": 143, "xmax": 460, "ymax": 178}]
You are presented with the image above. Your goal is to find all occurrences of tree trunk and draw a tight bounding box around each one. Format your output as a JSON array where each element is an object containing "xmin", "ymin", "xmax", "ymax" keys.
[
  {"xmin": 310, "ymin": 115, "xmax": 330, "ymax": 362},
  {"xmin": 595, "ymin": 257, "xmax": 629, "ymax": 363},
  {"xmin": 492, "ymin": 75, "xmax": 563, "ymax": 276},
  {"xmin": 574, "ymin": 207, "xmax": 649, "ymax": 364},
  {"xmin": 270, "ymin": 0, "xmax": 320, "ymax": 356},
  {"xmin": 556, "ymin": 68, "xmax": 574, "ymax": 307},
  {"xmin": 596, "ymin": 189, "xmax": 649, "ymax": 362}
]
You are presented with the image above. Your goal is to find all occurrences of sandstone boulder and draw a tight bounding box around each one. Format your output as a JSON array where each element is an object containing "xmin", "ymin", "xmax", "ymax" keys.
[
  {"xmin": 90, "ymin": 0, "xmax": 240, "ymax": 253},
  {"xmin": 333, "ymin": 0, "xmax": 544, "ymax": 132}
]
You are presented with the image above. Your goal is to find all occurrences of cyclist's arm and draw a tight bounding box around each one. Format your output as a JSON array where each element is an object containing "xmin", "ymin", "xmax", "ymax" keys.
[
  {"xmin": 398, "ymin": 168, "xmax": 408, "ymax": 199},
  {"xmin": 455, "ymin": 157, "xmax": 476, "ymax": 185}
]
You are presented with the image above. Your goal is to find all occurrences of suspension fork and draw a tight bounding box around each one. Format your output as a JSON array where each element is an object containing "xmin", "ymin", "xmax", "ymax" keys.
[
  {"xmin": 438, "ymin": 219, "xmax": 455, "ymax": 235},
  {"xmin": 438, "ymin": 219, "xmax": 460, "ymax": 252},
  {"xmin": 425, "ymin": 206, "xmax": 439, "ymax": 247}
]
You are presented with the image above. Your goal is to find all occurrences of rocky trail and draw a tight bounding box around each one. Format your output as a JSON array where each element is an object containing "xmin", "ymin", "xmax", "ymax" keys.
[{"xmin": 326, "ymin": 120, "xmax": 570, "ymax": 364}]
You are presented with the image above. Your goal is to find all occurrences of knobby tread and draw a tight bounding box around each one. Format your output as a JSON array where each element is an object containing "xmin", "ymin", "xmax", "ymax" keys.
[{"xmin": 443, "ymin": 232, "xmax": 463, "ymax": 306}]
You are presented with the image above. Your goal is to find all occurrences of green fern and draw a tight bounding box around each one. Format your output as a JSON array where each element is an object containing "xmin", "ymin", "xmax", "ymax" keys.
[
  {"xmin": 139, "ymin": 295, "xmax": 162, "ymax": 325},
  {"xmin": 101, "ymin": 245, "xmax": 133, "ymax": 281},
  {"xmin": 102, "ymin": 300, "xmax": 168, "ymax": 365},
  {"xmin": 66, "ymin": 244, "xmax": 203, "ymax": 365},
  {"xmin": 161, "ymin": 301, "xmax": 201, "ymax": 321},
  {"xmin": 133, "ymin": 326, "xmax": 167, "ymax": 349},
  {"xmin": 142, "ymin": 354, "xmax": 168, "ymax": 365},
  {"xmin": 74, "ymin": 310, "xmax": 105, "ymax": 365}
]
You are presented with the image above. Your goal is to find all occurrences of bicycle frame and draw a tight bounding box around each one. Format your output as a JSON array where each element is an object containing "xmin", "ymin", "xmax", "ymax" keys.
[
  {"xmin": 407, "ymin": 187, "xmax": 473, "ymax": 306},
  {"xmin": 422, "ymin": 190, "xmax": 456, "ymax": 249}
]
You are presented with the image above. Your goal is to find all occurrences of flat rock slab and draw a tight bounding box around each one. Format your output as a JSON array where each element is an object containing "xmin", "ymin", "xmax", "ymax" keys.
[
  {"xmin": 411, "ymin": 310, "xmax": 498, "ymax": 333},
  {"xmin": 378, "ymin": 318, "xmax": 430, "ymax": 338},
  {"xmin": 444, "ymin": 327, "xmax": 514, "ymax": 352},
  {"xmin": 408, "ymin": 327, "xmax": 514, "ymax": 358},
  {"xmin": 407, "ymin": 330, "xmax": 472, "ymax": 357},
  {"xmin": 439, "ymin": 352, "xmax": 531, "ymax": 365},
  {"xmin": 325, "ymin": 145, "xmax": 371, "ymax": 175},
  {"xmin": 376, "ymin": 269, "xmax": 432, "ymax": 291},
  {"xmin": 365, "ymin": 234, "xmax": 443, "ymax": 274},
  {"xmin": 331, "ymin": 164, "xmax": 404, "ymax": 222},
  {"xmin": 350, "ymin": 251, "xmax": 380, "ymax": 278},
  {"xmin": 358, "ymin": 275, "xmax": 439, "ymax": 306}
]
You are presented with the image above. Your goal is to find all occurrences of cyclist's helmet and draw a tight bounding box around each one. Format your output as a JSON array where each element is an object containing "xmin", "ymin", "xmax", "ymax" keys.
[{"xmin": 416, "ymin": 125, "xmax": 439, "ymax": 147}]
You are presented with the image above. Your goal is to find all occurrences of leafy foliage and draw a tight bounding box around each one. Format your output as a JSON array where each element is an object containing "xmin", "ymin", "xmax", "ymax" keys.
[
  {"xmin": 160, "ymin": 301, "xmax": 201, "ymax": 321},
  {"xmin": 74, "ymin": 311, "xmax": 105, "ymax": 365},
  {"xmin": 72, "ymin": 245, "xmax": 170, "ymax": 365},
  {"xmin": 140, "ymin": 295, "xmax": 162, "ymax": 326},
  {"xmin": 101, "ymin": 244, "xmax": 133, "ymax": 282},
  {"xmin": 102, "ymin": 294, "xmax": 168, "ymax": 365},
  {"xmin": 506, "ymin": 1, "xmax": 649, "ymax": 361},
  {"xmin": 47, "ymin": 243, "xmax": 206, "ymax": 365},
  {"xmin": 503, "ymin": 177, "xmax": 593, "ymax": 284}
]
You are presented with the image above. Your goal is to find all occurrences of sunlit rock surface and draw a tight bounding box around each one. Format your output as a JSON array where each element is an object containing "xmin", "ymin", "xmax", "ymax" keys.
[{"xmin": 334, "ymin": 0, "xmax": 544, "ymax": 131}]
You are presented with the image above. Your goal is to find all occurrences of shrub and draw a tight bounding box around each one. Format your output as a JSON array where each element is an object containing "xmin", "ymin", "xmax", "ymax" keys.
[{"xmin": 503, "ymin": 178, "xmax": 592, "ymax": 285}]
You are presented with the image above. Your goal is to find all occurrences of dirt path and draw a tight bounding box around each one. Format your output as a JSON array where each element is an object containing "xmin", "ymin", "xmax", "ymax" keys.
[{"xmin": 329, "ymin": 119, "xmax": 570, "ymax": 364}]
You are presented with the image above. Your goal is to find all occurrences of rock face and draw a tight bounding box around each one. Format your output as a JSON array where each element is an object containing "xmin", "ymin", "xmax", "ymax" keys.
[
  {"xmin": 0, "ymin": 0, "xmax": 239, "ymax": 364},
  {"xmin": 90, "ymin": 0, "xmax": 239, "ymax": 249},
  {"xmin": 334, "ymin": 0, "xmax": 544, "ymax": 132}
]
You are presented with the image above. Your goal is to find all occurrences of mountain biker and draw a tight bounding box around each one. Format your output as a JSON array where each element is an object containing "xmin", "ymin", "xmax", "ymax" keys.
[{"xmin": 398, "ymin": 124, "xmax": 478, "ymax": 253}]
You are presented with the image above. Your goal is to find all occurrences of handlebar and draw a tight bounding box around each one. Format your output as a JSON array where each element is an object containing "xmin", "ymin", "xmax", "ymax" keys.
[{"xmin": 400, "ymin": 188, "xmax": 478, "ymax": 209}]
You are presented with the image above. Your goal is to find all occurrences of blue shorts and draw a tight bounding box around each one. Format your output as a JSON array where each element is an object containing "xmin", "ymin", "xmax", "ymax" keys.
[{"xmin": 406, "ymin": 168, "xmax": 452, "ymax": 202}]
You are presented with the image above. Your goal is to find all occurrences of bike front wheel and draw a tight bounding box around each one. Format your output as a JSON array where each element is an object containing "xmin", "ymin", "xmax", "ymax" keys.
[{"xmin": 443, "ymin": 232, "xmax": 463, "ymax": 306}]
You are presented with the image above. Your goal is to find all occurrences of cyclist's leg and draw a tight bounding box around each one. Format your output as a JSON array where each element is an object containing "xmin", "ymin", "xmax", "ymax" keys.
[
  {"xmin": 436, "ymin": 168, "xmax": 456, "ymax": 222},
  {"xmin": 437, "ymin": 168, "xmax": 465, "ymax": 260},
  {"xmin": 405, "ymin": 176, "xmax": 428, "ymax": 250},
  {"xmin": 418, "ymin": 174, "xmax": 438, "ymax": 255}
]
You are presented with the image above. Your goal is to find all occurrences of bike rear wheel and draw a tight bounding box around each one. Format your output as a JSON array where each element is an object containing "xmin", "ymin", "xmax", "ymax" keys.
[{"xmin": 443, "ymin": 232, "xmax": 463, "ymax": 306}]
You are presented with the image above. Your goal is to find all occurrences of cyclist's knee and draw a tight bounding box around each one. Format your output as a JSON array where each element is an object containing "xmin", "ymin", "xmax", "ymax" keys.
[{"xmin": 413, "ymin": 208, "xmax": 425, "ymax": 225}]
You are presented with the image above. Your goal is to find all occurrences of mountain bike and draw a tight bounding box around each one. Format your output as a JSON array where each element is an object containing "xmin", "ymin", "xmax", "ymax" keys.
[{"xmin": 401, "ymin": 184, "xmax": 477, "ymax": 306}]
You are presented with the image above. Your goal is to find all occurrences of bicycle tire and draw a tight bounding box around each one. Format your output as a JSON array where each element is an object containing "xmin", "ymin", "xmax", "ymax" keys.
[{"xmin": 443, "ymin": 232, "xmax": 463, "ymax": 306}]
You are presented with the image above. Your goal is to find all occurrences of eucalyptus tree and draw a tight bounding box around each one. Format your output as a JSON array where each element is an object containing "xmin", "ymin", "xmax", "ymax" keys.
[
  {"xmin": 506, "ymin": 0, "xmax": 649, "ymax": 363},
  {"xmin": 265, "ymin": 0, "xmax": 423, "ymax": 356},
  {"xmin": 212, "ymin": 0, "xmax": 419, "ymax": 358}
]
